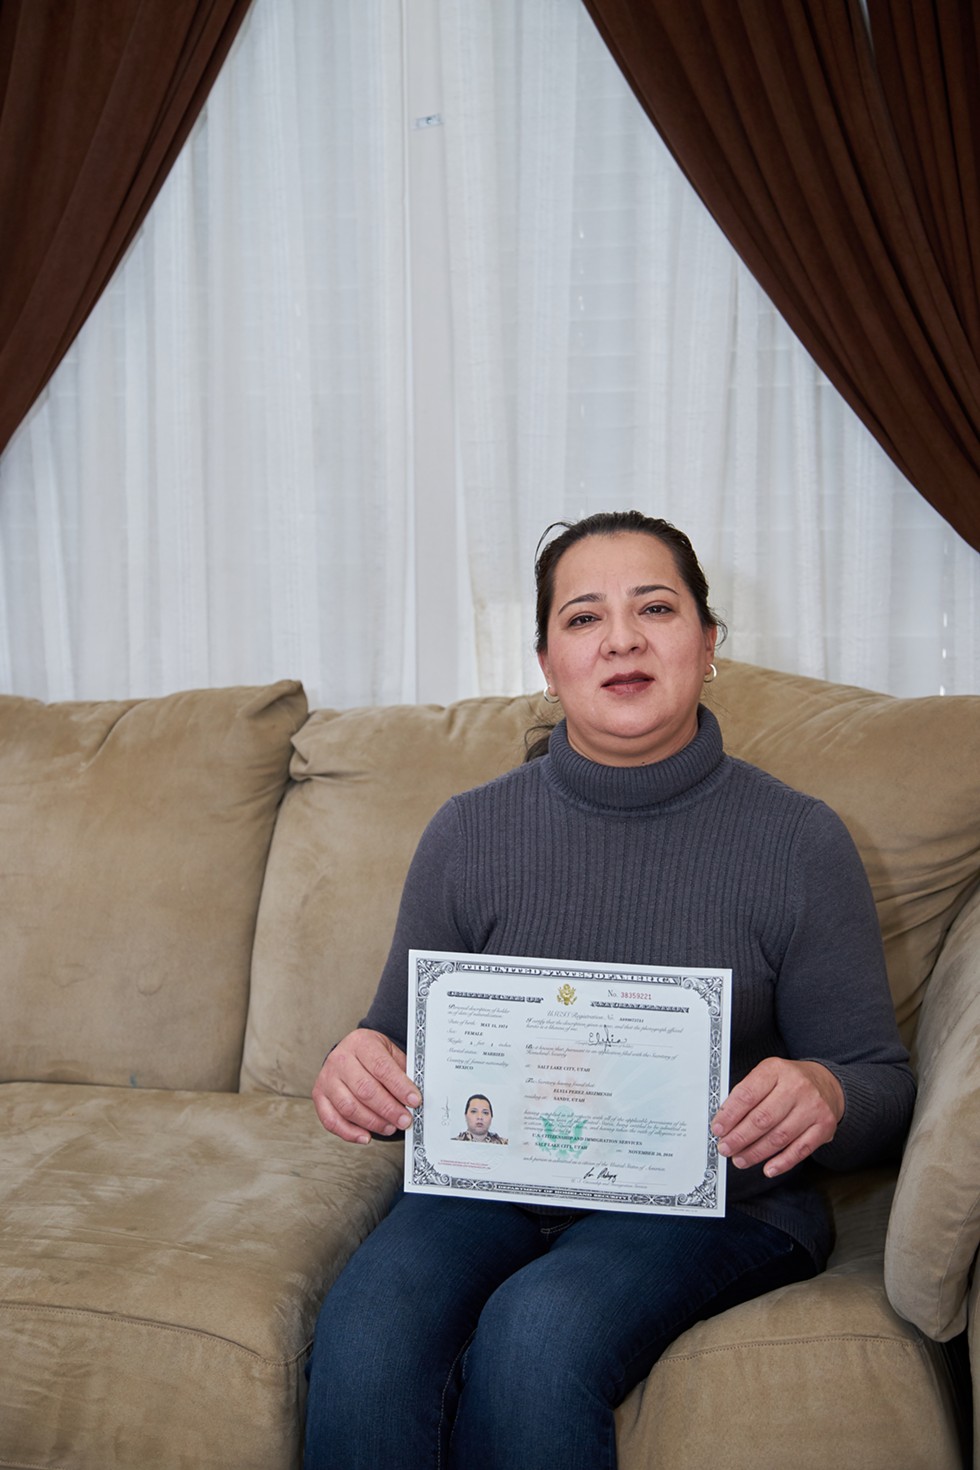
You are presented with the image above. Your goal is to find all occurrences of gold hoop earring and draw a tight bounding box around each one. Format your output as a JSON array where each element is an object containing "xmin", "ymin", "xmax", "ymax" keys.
[
  {"xmin": 542, "ymin": 687, "xmax": 560, "ymax": 704},
  {"xmin": 703, "ymin": 663, "xmax": 718, "ymax": 683}
]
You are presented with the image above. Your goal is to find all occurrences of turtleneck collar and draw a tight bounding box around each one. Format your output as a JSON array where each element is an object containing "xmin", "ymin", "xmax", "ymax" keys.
[{"xmin": 545, "ymin": 705, "xmax": 726, "ymax": 812}]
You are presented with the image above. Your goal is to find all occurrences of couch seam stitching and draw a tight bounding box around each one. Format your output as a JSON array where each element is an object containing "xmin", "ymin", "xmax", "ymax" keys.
[
  {"xmin": 930, "ymin": 1183, "xmax": 980, "ymax": 1336},
  {"xmin": 0, "ymin": 1300, "xmax": 307, "ymax": 1367},
  {"xmin": 657, "ymin": 1332, "xmax": 930, "ymax": 1363}
]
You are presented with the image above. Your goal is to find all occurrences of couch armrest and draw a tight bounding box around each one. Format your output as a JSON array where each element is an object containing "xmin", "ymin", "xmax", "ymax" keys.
[{"xmin": 885, "ymin": 884, "xmax": 980, "ymax": 1341}]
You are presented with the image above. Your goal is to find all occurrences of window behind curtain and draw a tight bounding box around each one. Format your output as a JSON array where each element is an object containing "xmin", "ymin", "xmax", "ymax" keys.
[{"xmin": 0, "ymin": 0, "xmax": 975, "ymax": 704}]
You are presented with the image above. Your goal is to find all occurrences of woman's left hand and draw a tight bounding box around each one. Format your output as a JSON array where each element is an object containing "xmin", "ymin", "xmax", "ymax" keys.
[{"xmin": 711, "ymin": 1058, "xmax": 845, "ymax": 1179}]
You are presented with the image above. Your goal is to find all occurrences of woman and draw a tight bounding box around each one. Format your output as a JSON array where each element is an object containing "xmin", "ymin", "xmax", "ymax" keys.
[
  {"xmin": 455, "ymin": 1094, "xmax": 507, "ymax": 1143},
  {"xmin": 305, "ymin": 510, "xmax": 914, "ymax": 1470}
]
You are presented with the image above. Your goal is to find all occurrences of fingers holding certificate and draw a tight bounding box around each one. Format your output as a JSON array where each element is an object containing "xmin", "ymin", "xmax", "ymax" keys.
[
  {"xmin": 312, "ymin": 1029, "xmax": 420, "ymax": 1144},
  {"xmin": 406, "ymin": 951, "xmax": 731, "ymax": 1216}
]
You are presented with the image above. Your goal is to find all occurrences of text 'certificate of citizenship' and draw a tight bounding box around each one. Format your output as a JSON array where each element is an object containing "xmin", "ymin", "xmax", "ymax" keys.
[{"xmin": 405, "ymin": 951, "xmax": 731, "ymax": 1217}]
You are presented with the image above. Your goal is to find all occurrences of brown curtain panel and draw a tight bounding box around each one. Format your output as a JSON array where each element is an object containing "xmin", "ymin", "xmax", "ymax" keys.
[
  {"xmin": 581, "ymin": 0, "xmax": 980, "ymax": 553},
  {"xmin": 0, "ymin": 0, "xmax": 254, "ymax": 458}
]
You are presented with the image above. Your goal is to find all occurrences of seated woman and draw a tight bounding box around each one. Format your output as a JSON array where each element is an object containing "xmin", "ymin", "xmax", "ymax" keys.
[{"xmin": 304, "ymin": 510, "xmax": 914, "ymax": 1470}]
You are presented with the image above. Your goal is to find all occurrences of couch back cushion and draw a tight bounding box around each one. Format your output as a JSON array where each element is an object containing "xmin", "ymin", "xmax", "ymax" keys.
[
  {"xmin": 703, "ymin": 662, "xmax": 980, "ymax": 1040},
  {"xmin": 0, "ymin": 682, "xmax": 307, "ymax": 1091},
  {"xmin": 243, "ymin": 663, "xmax": 979, "ymax": 1097},
  {"xmin": 241, "ymin": 694, "xmax": 552, "ymax": 1095}
]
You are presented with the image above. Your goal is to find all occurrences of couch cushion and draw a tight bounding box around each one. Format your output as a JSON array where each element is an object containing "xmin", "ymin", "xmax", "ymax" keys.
[
  {"xmin": 885, "ymin": 888, "xmax": 980, "ymax": 1340},
  {"xmin": 0, "ymin": 1082, "xmax": 402, "ymax": 1470},
  {"xmin": 241, "ymin": 693, "xmax": 553, "ymax": 1096},
  {"xmin": 616, "ymin": 1169, "xmax": 963, "ymax": 1470},
  {"xmin": 704, "ymin": 660, "xmax": 980, "ymax": 1038},
  {"xmin": 0, "ymin": 683, "xmax": 307, "ymax": 1091}
]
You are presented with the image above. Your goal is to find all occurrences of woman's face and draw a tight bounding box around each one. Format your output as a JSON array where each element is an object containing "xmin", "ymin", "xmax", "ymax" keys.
[
  {"xmin": 465, "ymin": 1098, "xmax": 493, "ymax": 1137},
  {"xmin": 538, "ymin": 532, "xmax": 716, "ymax": 767}
]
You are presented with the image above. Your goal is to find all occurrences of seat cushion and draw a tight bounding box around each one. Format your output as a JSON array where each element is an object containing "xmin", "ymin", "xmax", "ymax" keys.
[
  {"xmin": 616, "ymin": 1170, "xmax": 964, "ymax": 1470},
  {"xmin": 0, "ymin": 1082, "xmax": 402, "ymax": 1470}
]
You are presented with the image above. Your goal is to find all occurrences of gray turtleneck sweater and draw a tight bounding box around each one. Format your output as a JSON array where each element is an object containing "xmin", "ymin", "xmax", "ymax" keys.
[{"xmin": 362, "ymin": 708, "xmax": 914, "ymax": 1261}]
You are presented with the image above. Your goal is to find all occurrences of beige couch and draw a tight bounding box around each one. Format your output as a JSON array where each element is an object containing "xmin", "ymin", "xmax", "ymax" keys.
[{"xmin": 0, "ymin": 662, "xmax": 977, "ymax": 1470}]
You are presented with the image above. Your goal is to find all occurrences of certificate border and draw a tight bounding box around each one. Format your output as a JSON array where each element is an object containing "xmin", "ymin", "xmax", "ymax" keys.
[{"xmin": 407, "ymin": 954, "xmax": 729, "ymax": 1215}]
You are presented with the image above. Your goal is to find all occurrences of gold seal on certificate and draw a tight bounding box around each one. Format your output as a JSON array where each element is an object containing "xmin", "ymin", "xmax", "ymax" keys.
[{"xmin": 405, "ymin": 951, "xmax": 732, "ymax": 1216}]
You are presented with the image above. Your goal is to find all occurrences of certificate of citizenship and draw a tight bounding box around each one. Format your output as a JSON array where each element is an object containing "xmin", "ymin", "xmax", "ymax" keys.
[{"xmin": 405, "ymin": 951, "xmax": 731, "ymax": 1217}]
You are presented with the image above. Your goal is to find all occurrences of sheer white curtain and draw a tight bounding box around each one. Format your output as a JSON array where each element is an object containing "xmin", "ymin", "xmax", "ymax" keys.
[
  {"xmin": 439, "ymin": 1, "xmax": 980, "ymax": 699},
  {"xmin": 0, "ymin": 0, "xmax": 977, "ymax": 707},
  {"xmin": 0, "ymin": 0, "xmax": 412, "ymax": 707}
]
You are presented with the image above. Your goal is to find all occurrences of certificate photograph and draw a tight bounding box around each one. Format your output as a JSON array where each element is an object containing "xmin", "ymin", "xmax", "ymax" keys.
[{"xmin": 405, "ymin": 950, "xmax": 731, "ymax": 1216}]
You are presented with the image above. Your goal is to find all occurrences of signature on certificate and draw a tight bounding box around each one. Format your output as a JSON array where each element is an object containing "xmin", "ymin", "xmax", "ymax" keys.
[
  {"xmin": 582, "ymin": 1164, "xmax": 619, "ymax": 1183},
  {"xmin": 587, "ymin": 1024, "xmax": 623, "ymax": 1052}
]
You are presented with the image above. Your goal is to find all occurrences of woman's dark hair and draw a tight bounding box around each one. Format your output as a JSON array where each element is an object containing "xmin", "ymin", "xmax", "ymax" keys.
[
  {"xmin": 534, "ymin": 510, "xmax": 721, "ymax": 652},
  {"xmin": 525, "ymin": 510, "xmax": 725, "ymax": 761},
  {"xmin": 465, "ymin": 1094, "xmax": 492, "ymax": 1115}
]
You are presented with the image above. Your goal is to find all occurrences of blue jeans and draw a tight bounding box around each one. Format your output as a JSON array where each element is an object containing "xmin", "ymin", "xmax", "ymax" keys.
[{"xmin": 303, "ymin": 1192, "xmax": 816, "ymax": 1470}]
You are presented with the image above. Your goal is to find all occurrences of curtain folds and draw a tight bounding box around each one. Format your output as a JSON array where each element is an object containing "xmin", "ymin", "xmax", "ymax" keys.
[
  {"xmin": 0, "ymin": 0, "xmax": 254, "ymax": 459},
  {"xmin": 0, "ymin": 0, "xmax": 412, "ymax": 707},
  {"xmin": 579, "ymin": 0, "xmax": 980, "ymax": 553},
  {"xmin": 439, "ymin": 1, "xmax": 977, "ymax": 701},
  {"xmin": 1, "ymin": 0, "xmax": 975, "ymax": 705}
]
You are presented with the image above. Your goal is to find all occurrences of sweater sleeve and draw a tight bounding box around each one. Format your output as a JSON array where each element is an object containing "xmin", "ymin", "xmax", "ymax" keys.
[
  {"xmin": 776, "ymin": 800, "xmax": 916, "ymax": 1171},
  {"xmin": 359, "ymin": 799, "xmax": 468, "ymax": 1051}
]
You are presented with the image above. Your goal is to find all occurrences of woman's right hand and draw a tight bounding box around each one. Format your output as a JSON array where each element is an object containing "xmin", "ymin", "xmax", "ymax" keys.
[{"xmin": 311, "ymin": 1028, "xmax": 420, "ymax": 1144}]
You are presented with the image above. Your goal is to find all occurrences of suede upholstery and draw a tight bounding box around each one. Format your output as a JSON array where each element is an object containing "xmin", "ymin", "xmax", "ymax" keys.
[
  {"xmin": 0, "ymin": 682, "xmax": 307, "ymax": 1091},
  {"xmin": 241, "ymin": 693, "xmax": 554, "ymax": 1096},
  {"xmin": 0, "ymin": 1085, "xmax": 401, "ymax": 1469},
  {"xmin": 702, "ymin": 664, "xmax": 980, "ymax": 1037},
  {"xmin": 885, "ymin": 894, "xmax": 980, "ymax": 1341},
  {"xmin": 0, "ymin": 665, "xmax": 977, "ymax": 1469},
  {"xmin": 616, "ymin": 1171, "xmax": 964, "ymax": 1470}
]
